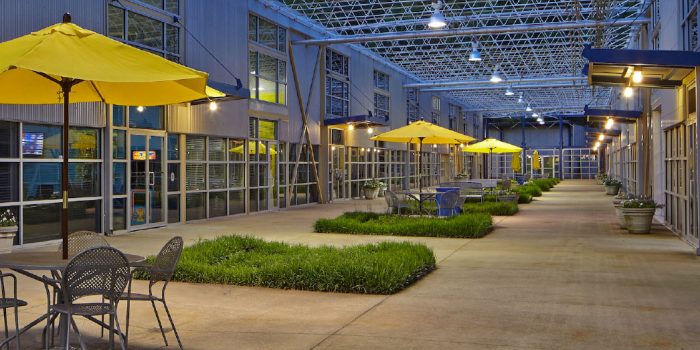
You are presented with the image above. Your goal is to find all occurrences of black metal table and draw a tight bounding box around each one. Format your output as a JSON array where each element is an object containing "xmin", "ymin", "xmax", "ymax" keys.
[
  {"xmin": 400, "ymin": 190, "xmax": 437, "ymax": 214},
  {"xmin": 0, "ymin": 251, "xmax": 145, "ymax": 348}
]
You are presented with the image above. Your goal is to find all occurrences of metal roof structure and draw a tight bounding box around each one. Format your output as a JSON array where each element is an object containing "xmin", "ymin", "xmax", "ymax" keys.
[{"xmin": 275, "ymin": 0, "xmax": 649, "ymax": 118}]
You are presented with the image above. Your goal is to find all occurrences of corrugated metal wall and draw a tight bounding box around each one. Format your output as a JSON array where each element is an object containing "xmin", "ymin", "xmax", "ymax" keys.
[{"xmin": 0, "ymin": 103, "xmax": 106, "ymax": 127}]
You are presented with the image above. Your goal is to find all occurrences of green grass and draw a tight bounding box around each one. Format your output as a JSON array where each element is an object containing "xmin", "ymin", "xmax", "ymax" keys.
[
  {"xmin": 462, "ymin": 202, "xmax": 518, "ymax": 216},
  {"xmin": 136, "ymin": 235, "xmax": 436, "ymax": 295},
  {"xmin": 315, "ymin": 211, "xmax": 493, "ymax": 238},
  {"xmin": 518, "ymin": 193, "xmax": 533, "ymax": 204},
  {"xmin": 515, "ymin": 184, "xmax": 542, "ymax": 197},
  {"xmin": 531, "ymin": 179, "xmax": 553, "ymax": 191}
]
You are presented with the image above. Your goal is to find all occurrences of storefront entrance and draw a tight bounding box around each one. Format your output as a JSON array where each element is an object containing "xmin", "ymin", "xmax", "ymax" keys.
[{"xmin": 129, "ymin": 133, "xmax": 166, "ymax": 229}]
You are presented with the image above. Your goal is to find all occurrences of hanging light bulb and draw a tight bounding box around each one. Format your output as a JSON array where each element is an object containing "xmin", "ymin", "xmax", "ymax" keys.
[
  {"xmin": 468, "ymin": 41, "xmax": 482, "ymax": 62},
  {"xmin": 525, "ymin": 103, "xmax": 532, "ymax": 112},
  {"xmin": 427, "ymin": 1, "xmax": 447, "ymax": 29},
  {"xmin": 208, "ymin": 101, "xmax": 218, "ymax": 111},
  {"xmin": 347, "ymin": 124, "xmax": 354, "ymax": 131},
  {"xmin": 367, "ymin": 127, "xmax": 374, "ymax": 134},
  {"xmin": 594, "ymin": 141, "xmax": 601, "ymax": 148},
  {"xmin": 433, "ymin": 144, "xmax": 438, "ymax": 148},
  {"xmin": 331, "ymin": 146, "xmax": 336, "ymax": 151},
  {"xmin": 490, "ymin": 64, "xmax": 503, "ymax": 83},
  {"xmin": 531, "ymin": 112, "xmax": 539, "ymax": 118},
  {"xmin": 632, "ymin": 70, "xmax": 643, "ymax": 84},
  {"xmin": 623, "ymin": 86, "xmax": 634, "ymax": 98},
  {"xmin": 505, "ymin": 85, "xmax": 514, "ymax": 96},
  {"xmin": 598, "ymin": 134, "xmax": 605, "ymax": 141},
  {"xmin": 538, "ymin": 120, "xmax": 545, "ymax": 125},
  {"xmin": 136, "ymin": 106, "xmax": 145, "ymax": 113},
  {"xmin": 459, "ymin": 144, "xmax": 465, "ymax": 148},
  {"xmin": 517, "ymin": 92, "xmax": 524, "ymax": 104},
  {"xmin": 605, "ymin": 118, "xmax": 614, "ymax": 130}
]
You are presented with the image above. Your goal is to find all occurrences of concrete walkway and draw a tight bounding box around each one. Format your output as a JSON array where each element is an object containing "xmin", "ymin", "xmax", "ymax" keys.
[{"xmin": 12, "ymin": 180, "xmax": 700, "ymax": 349}]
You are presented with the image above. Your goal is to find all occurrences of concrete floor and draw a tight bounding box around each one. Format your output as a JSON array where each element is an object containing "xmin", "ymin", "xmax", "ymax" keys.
[{"xmin": 9, "ymin": 180, "xmax": 700, "ymax": 349}]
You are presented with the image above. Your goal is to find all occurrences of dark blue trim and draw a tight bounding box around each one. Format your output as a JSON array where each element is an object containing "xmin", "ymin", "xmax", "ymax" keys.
[
  {"xmin": 208, "ymin": 80, "xmax": 250, "ymax": 99},
  {"xmin": 582, "ymin": 44, "xmax": 700, "ymax": 68},
  {"xmin": 584, "ymin": 106, "xmax": 642, "ymax": 119},
  {"xmin": 324, "ymin": 114, "xmax": 390, "ymax": 126}
]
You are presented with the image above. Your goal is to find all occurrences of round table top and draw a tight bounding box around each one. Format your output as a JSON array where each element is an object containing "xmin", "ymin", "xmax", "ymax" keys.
[{"xmin": 0, "ymin": 251, "xmax": 146, "ymax": 271}]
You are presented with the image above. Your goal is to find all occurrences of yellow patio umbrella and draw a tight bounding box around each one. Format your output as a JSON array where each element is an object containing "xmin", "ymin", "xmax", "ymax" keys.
[
  {"xmin": 0, "ymin": 14, "xmax": 210, "ymax": 257},
  {"xmin": 371, "ymin": 120, "xmax": 474, "ymax": 205},
  {"xmin": 532, "ymin": 150, "xmax": 541, "ymax": 171},
  {"xmin": 512, "ymin": 151, "xmax": 522, "ymax": 173},
  {"xmin": 462, "ymin": 138, "xmax": 522, "ymax": 178},
  {"xmin": 229, "ymin": 141, "xmax": 278, "ymax": 155}
]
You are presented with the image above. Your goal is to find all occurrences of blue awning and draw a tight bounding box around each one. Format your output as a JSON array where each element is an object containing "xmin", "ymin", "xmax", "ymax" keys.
[
  {"xmin": 324, "ymin": 114, "xmax": 390, "ymax": 127},
  {"xmin": 581, "ymin": 44, "xmax": 699, "ymax": 88}
]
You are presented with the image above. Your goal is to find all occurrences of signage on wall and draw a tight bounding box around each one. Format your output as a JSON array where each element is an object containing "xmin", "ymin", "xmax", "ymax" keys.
[{"xmin": 132, "ymin": 150, "xmax": 157, "ymax": 160}]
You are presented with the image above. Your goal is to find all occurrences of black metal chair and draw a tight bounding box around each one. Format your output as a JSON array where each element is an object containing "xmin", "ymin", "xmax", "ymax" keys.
[
  {"xmin": 58, "ymin": 231, "xmax": 109, "ymax": 256},
  {"xmin": 122, "ymin": 236, "xmax": 184, "ymax": 350},
  {"xmin": 46, "ymin": 247, "xmax": 130, "ymax": 350},
  {"xmin": 0, "ymin": 273, "xmax": 26, "ymax": 350}
]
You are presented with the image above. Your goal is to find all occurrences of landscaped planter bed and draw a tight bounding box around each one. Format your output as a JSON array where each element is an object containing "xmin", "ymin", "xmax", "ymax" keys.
[
  {"xmin": 462, "ymin": 202, "xmax": 519, "ymax": 216},
  {"xmin": 137, "ymin": 235, "xmax": 435, "ymax": 295},
  {"xmin": 314, "ymin": 211, "xmax": 493, "ymax": 238}
]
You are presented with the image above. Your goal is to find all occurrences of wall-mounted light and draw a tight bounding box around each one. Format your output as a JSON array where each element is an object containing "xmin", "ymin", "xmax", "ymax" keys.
[
  {"xmin": 598, "ymin": 134, "xmax": 605, "ymax": 141},
  {"xmin": 367, "ymin": 127, "xmax": 374, "ymax": 134},
  {"xmin": 136, "ymin": 106, "xmax": 145, "ymax": 113},
  {"xmin": 632, "ymin": 70, "xmax": 643, "ymax": 84},
  {"xmin": 209, "ymin": 101, "xmax": 218, "ymax": 111},
  {"xmin": 347, "ymin": 124, "xmax": 354, "ymax": 131},
  {"xmin": 605, "ymin": 117, "xmax": 614, "ymax": 130},
  {"xmin": 623, "ymin": 86, "xmax": 634, "ymax": 98}
]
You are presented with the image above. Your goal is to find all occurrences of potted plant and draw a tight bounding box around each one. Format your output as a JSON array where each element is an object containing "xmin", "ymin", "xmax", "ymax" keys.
[
  {"xmin": 363, "ymin": 179, "xmax": 385, "ymax": 200},
  {"xmin": 613, "ymin": 193, "xmax": 635, "ymax": 228},
  {"xmin": 595, "ymin": 172, "xmax": 608, "ymax": 185},
  {"xmin": 0, "ymin": 209, "xmax": 17, "ymax": 253},
  {"xmin": 621, "ymin": 198, "xmax": 663, "ymax": 234},
  {"xmin": 603, "ymin": 178, "xmax": 622, "ymax": 195}
]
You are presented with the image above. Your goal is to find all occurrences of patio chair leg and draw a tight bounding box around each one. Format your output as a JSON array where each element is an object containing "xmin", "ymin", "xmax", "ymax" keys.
[
  {"xmin": 2, "ymin": 307, "xmax": 8, "ymax": 350},
  {"xmin": 70, "ymin": 317, "xmax": 87, "ymax": 350},
  {"xmin": 113, "ymin": 313, "xmax": 127, "ymax": 350},
  {"xmin": 64, "ymin": 314, "xmax": 70, "ymax": 350},
  {"xmin": 162, "ymin": 299, "xmax": 183, "ymax": 350},
  {"xmin": 150, "ymin": 300, "xmax": 168, "ymax": 346},
  {"xmin": 12, "ymin": 305, "xmax": 19, "ymax": 350},
  {"xmin": 108, "ymin": 313, "xmax": 114, "ymax": 350}
]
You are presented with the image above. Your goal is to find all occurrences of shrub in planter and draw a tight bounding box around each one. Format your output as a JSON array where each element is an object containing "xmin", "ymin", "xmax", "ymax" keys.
[
  {"xmin": 0, "ymin": 209, "xmax": 17, "ymax": 253},
  {"xmin": 532, "ymin": 179, "xmax": 552, "ymax": 191},
  {"xmin": 363, "ymin": 179, "xmax": 385, "ymax": 199},
  {"xmin": 517, "ymin": 193, "xmax": 533, "ymax": 204},
  {"xmin": 621, "ymin": 198, "xmax": 663, "ymax": 234},
  {"xmin": 603, "ymin": 178, "xmax": 622, "ymax": 195},
  {"xmin": 517, "ymin": 183, "xmax": 542, "ymax": 197}
]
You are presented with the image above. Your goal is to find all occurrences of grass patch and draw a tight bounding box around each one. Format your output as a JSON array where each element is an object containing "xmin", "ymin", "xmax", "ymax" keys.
[
  {"xmin": 315, "ymin": 211, "xmax": 492, "ymax": 238},
  {"xmin": 532, "ymin": 179, "xmax": 553, "ymax": 191},
  {"xmin": 515, "ymin": 184, "xmax": 542, "ymax": 197},
  {"xmin": 136, "ymin": 235, "xmax": 436, "ymax": 295},
  {"xmin": 462, "ymin": 202, "xmax": 518, "ymax": 216},
  {"xmin": 518, "ymin": 193, "xmax": 533, "ymax": 204}
]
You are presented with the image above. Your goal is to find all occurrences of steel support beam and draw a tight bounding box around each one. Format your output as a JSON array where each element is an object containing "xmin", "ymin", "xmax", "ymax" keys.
[
  {"xmin": 408, "ymin": 76, "xmax": 588, "ymax": 89},
  {"xmin": 293, "ymin": 18, "xmax": 649, "ymax": 46},
  {"xmin": 420, "ymin": 81, "xmax": 589, "ymax": 92}
]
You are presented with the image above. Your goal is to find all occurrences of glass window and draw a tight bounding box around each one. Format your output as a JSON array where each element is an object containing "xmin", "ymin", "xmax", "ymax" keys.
[
  {"xmin": 166, "ymin": 24, "xmax": 179, "ymax": 55},
  {"xmin": 326, "ymin": 77, "xmax": 349, "ymax": 119},
  {"xmin": 128, "ymin": 11, "xmax": 163, "ymax": 50},
  {"xmin": 0, "ymin": 163, "xmax": 18, "ymax": 203},
  {"xmin": 69, "ymin": 200, "xmax": 101, "ymax": 232},
  {"xmin": 209, "ymin": 191, "xmax": 227, "ymax": 217},
  {"xmin": 229, "ymin": 190, "xmax": 245, "ymax": 215},
  {"xmin": 259, "ymin": 120, "xmax": 276, "ymax": 140},
  {"xmin": 113, "ymin": 105, "xmax": 126, "ymax": 127},
  {"xmin": 258, "ymin": 18, "xmax": 277, "ymax": 50},
  {"xmin": 374, "ymin": 93, "xmax": 390, "ymax": 120},
  {"xmin": 23, "ymin": 203, "xmax": 61, "ymax": 243},
  {"xmin": 22, "ymin": 124, "xmax": 61, "ymax": 159},
  {"xmin": 0, "ymin": 121, "xmax": 19, "ymax": 158},
  {"xmin": 108, "ymin": 5, "xmax": 125, "ymax": 40},
  {"xmin": 129, "ymin": 106, "xmax": 164, "ymax": 129},
  {"xmin": 168, "ymin": 134, "xmax": 180, "ymax": 160},
  {"xmin": 229, "ymin": 139, "xmax": 245, "ymax": 161},
  {"xmin": 167, "ymin": 163, "xmax": 180, "ymax": 192},
  {"xmin": 165, "ymin": 0, "xmax": 179, "ymax": 14},
  {"xmin": 185, "ymin": 164, "xmax": 205, "ymax": 191},
  {"xmin": 185, "ymin": 193, "xmax": 206, "ymax": 221},
  {"xmin": 229, "ymin": 163, "xmax": 245, "ymax": 188},
  {"xmin": 186, "ymin": 136, "xmax": 206, "ymax": 161},
  {"xmin": 249, "ymin": 14, "xmax": 286, "ymax": 52},
  {"xmin": 113, "ymin": 130, "xmax": 126, "ymax": 159},
  {"xmin": 208, "ymin": 164, "xmax": 226, "ymax": 189},
  {"xmin": 249, "ymin": 51, "xmax": 287, "ymax": 105},
  {"xmin": 68, "ymin": 163, "xmax": 101, "ymax": 198},
  {"xmin": 248, "ymin": 14, "xmax": 257, "ymax": 42},
  {"xmin": 374, "ymin": 71, "xmax": 389, "ymax": 90},
  {"xmin": 208, "ymin": 138, "xmax": 226, "ymax": 161},
  {"xmin": 168, "ymin": 194, "xmax": 180, "ymax": 223},
  {"xmin": 69, "ymin": 128, "xmax": 100, "ymax": 159},
  {"xmin": 23, "ymin": 163, "xmax": 60, "ymax": 201},
  {"xmin": 113, "ymin": 163, "xmax": 126, "ymax": 195},
  {"xmin": 113, "ymin": 198, "xmax": 127, "ymax": 231}
]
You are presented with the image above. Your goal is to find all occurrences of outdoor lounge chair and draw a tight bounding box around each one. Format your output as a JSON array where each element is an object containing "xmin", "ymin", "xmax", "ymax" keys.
[
  {"xmin": 385, "ymin": 190, "xmax": 411, "ymax": 215},
  {"xmin": 120, "ymin": 236, "xmax": 184, "ymax": 350}
]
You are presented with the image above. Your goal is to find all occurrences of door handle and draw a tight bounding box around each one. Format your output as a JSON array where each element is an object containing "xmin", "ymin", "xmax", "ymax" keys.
[{"xmin": 149, "ymin": 172, "xmax": 155, "ymax": 187}]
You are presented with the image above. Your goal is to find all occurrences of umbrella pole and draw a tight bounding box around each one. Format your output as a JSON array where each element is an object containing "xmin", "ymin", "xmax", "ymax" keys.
[
  {"xmin": 418, "ymin": 138, "xmax": 424, "ymax": 213},
  {"xmin": 61, "ymin": 81, "xmax": 71, "ymax": 259}
]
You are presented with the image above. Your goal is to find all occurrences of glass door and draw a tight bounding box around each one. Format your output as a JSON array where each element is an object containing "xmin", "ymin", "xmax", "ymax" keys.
[
  {"xmin": 331, "ymin": 146, "xmax": 347, "ymax": 199},
  {"xmin": 130, "ymin": 134, "xmax": 165, "ymax": 228}
]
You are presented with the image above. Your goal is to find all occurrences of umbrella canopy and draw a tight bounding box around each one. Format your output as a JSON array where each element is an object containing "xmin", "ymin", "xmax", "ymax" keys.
[
  {"xmin": 230, "ymin": 141, "xmax": 278, "ymax": 155},
  {"xmin": 462, "ymin": 138, "xmax": 522, "ymax": 154},
  {"xmin": 370, "ymin": 120, "xmax": 475, "ymax": 145},
  {"xmin": 512, "ymin": 151, "xmax": 522, "ymax": 173},
  {"xmin": 532, "ymin": 150, "xmax": 541, "ymax": 170},
  {"xmin": 0, "ymin": 15, "xmax": 210, "ymax": 258}
]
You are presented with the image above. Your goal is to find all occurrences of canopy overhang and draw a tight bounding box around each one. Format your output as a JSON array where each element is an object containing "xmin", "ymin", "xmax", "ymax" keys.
[
  {"xmin": 192, "ymin": 80, "xmax": 249, "ymax": 105},
  {"xmin": 582, "ymin": 44, "xmax": 700, "ymax": 89},
  {"xmin": 324, "ymin": 114, "xmax": 389, "ymax": 128}
]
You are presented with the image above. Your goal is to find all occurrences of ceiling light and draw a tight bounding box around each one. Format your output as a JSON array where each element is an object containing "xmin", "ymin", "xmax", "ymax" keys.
[
  {"xmin": 598, "ymin": 134, "xmax": 605, "ymax": 141},
  {"xmin": 468, "ymin": 42, "xmax": 481, "ymax": 62},
  {"xmin": 428, "ymin": 1, "xmax": 447, "ymax": 29},
  {"xmin": 136, "ymin": 106, "xmax": 145, "ymax": 113},
  {"xmin": 538, "ymin": 120, "xmax": 545, "ymax": 125},
  {"xmin": 433, "ymin": 144, "xmax": 438, "ymax": 148},
  {"xmin": 594, "ymin": 141, "xmax": 601, "ymax": 148},
  {"xmin": 525, "ymin": 103, "xmax": 532, "ymax": 112},
  {"xmin": 532, "ymin": 112, "xmax": 539, "ymax": 118},
  {"xmin": 605, "ymin": 118, "xmax": 614, "ymax": 130},
  {"xmin": 517, "ymin": 92, "xmax": 524, "ymax": 103},
  {"xmin": 348, "ymin": 124, "xmax": 354, "ymax": 131},
  {"xmin": 505, "ymin": 85, "xmax": 514, "ymax": 96},
  {"xmin": 632, "ymin": 70, "xmax": 643, "ymax": 84},
  {"xmin": 623, "ymin": 86, "xmax": 634, "ymax": 98},
  {"xmin": 209, "ymin": 101, "xmax": 218, "ymax": 111},
  {"xmin": 490, "ymin": 65, "xmax": 503, "ymax": 83},
  {"xmin": 367, "ymin": 127, "xmax": 374, "ymax": 134}
]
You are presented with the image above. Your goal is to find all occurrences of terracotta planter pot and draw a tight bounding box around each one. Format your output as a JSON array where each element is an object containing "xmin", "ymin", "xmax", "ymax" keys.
[
  {"xmin": 363, "ymin": 187, "xmax": 380, "ymax": 199},
  {"xmin": 0, "ymin": 226, "xmax": 17, "ymax": 254},
  {"xmin": 605, "ymin": 185, "xmax": 621, "ymax": 195},
  {"xmin": 613, "ymin": 203, "xmax": 626, "ymax": 228},
  {"xmin": 622, "ymin": 208, "xmax": 656, "ymax": 234}
]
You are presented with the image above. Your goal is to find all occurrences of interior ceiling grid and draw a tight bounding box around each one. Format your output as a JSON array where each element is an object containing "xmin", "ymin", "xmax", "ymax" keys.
[{"xmin": 279, "ymin": 0, "xmax": 647, "ymax": 116}]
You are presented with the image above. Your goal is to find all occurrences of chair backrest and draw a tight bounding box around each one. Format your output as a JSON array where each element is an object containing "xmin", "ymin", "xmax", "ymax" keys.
[
  {"xmin": 150, "ymin": 236, "xmax": 184, "ymax": 284},
  {"xmin": 62, "ymin": 247, "xmax": 130, "ymax": 304},
  {"xmin": 59, "ymin": 231, "xmax": 109, "ymax": 256},
  {"xmin": 436, "ymin": 191, "xmax": 459, "ymax": 209}
]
